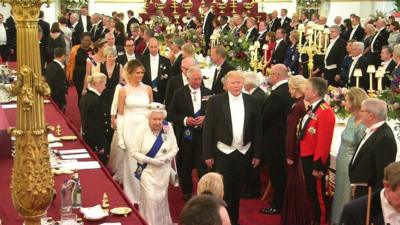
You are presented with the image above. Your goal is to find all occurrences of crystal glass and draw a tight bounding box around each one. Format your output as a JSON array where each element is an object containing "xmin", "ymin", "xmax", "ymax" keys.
[{"xmin": 60, "ymin": 212, "xmax": 77, "ymax": 225}]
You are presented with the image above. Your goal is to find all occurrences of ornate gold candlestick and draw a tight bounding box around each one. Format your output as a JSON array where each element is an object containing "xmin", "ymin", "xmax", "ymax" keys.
[
  {"xmin": 182, "ymin": 0, "xmax": 193, "ymax": 14},
  {"xmin": 243, "ymin": 1, "xmax": 253, "ymax": 14},
  {"xmin": 230, "ymin": 0, "xmax": 238, "ymax": 14},
  {"xmin": 155, "ymin": 2, "xmax": 166, "ymax": 10},
  {"xmin": 250, "ymin": 41, "xmax": 266, "ymax": 73},
  {"xmin": 3, "ymin": 0, "xmax": 54, "ymax": 224},
  {"xmin": 218, "ymin": 0, "xmax": 227, "ymax": 14}
]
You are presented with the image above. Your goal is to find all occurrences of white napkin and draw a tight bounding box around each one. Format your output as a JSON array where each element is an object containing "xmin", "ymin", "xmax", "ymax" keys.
[{"xmin": 80, "ymin": 204, "xmax": 108, "ymax": 220}]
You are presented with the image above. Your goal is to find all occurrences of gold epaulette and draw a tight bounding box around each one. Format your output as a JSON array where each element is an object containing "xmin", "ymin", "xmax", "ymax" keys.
[{"xmin": 320, "ymin": 103, "xmax": 328, "ymax": 110}]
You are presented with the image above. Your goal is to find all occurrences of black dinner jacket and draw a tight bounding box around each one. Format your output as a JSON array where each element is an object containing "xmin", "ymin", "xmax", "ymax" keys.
[
  {"xmin": 341, "ymin": 56, "xmax": 369, "ymax": 90},
  {"xmin": 171, "ymin": 53, "xmax": 183, "ymax": 77},
  {"xmin": 349, "ymin": 123, "xmax": 397, "ymax": 196},
  {"xmin": 91, "ymin": 21, "xmax": 104, "ymax": 42},
  {"xmin": 168, "ymin": 85, "xmax": 214, "ymax": 143},
  {"xmin": 234, "ymin": 23, "xmax": 246, "ymax": 37},
  {"xmin": 325, "ymin": 38, "xmax": 347, "ymax": 67},
  {"xmin": 278, "ymin": 17, "xmax": 292, "ymax": 33},
  {"xmin": 382, "ymin": 59, "xmax": 396, "ymax": 89},
  {"xmin": 251, "ymin": 87, "xmax": 267, "ymax": 104},
  {"xmin": 262, "ymin": 83, "xmax": 294, "ymax": 159},
  {"xmin": 246, "ymin": 27, "xmax": 258, "ymax": 43},
  {"xmin": 371, "ymin": 29, "xmax": 389, "ymax": 53},
  {"xmin": 118, "ymin": 51, "xmax": 139, "ymax": 66},
  {"xmin": 185, "ymin": 19, "xmax": 197, "ymax": 30},
  {"xmin": 165, "ymin": 74, "xmax": 185, "ymax": 108},
  {"xmin": 221, "ymin": 24, "xmax": 230, "ymax": 35},
  {"xmin": 79, "ymin": 90, "xmax": 106, "ymax": 152},
  {"xmin": 203, "ymin": 11, "xmax": 215, "ymax": 38},
  {"xmin": 38, "ymin": 19, "xmax": 50, "ymax": 48},
  {"xmin": 127, "ymin": 17, "xmax": 140, "ymax": 36},
  {"xmin": 211, "ymin": 60, "xmax": 235, "ymax": 94},
  {"xmin": 44, "ymin": 61, "xmax": 67, "ymax": 106},
  {"xmin": 340, "ymin": 190, "xmax": 384, "ymax": 225},
  {"xmin": 5, "ymin": 16, "xmax": 16, "ymax": 50},
  {"xmin": 71, "ymin": 22, "xmax": 84, "ymax": 46},
  {"xmin": 349, "ymin": 25, "xmax": 365, "ymax": 41},
  {"xmin": 203, "ymin": 92, "xmax": 263, "ymax": 159},
  {"xmin": 269, "ymin": 18, "xmax": 280, "ymax": 32},
  {"xmin": 78, "ymin": 15, "xmax": 92, "ymax": 32},
  {"xmin": 140, "ymin": 54, "xmax": 172, "ymax": 103},
  {"xmin": 271, "ymin": 40, "xmax": 288, "ymax": 65},
  {"xmin": 256, "ymin": 31, "xmax": 267, "ymax": 46}
]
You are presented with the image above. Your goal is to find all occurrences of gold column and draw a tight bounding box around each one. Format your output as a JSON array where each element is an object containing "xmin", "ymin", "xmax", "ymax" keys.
[{"xmin": 4, "ymin": 0, "xmax": 54, "ymax": 225}]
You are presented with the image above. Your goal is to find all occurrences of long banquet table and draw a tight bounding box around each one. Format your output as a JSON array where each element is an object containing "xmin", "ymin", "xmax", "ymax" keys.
[{"xmin": 0, "ymin": 100, "xmax": 147, "ymax": 225}]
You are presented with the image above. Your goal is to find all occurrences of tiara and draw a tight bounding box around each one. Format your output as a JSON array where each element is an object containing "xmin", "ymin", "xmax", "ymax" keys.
[{"xmin": 147, "ymin": 103, "xmax": 165, "ymax": 110}]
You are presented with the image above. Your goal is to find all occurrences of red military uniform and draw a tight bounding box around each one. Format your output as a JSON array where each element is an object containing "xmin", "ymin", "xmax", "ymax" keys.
[{"xmin": 298, "ymin": 99, "xmax": 335, "ymax": 225}]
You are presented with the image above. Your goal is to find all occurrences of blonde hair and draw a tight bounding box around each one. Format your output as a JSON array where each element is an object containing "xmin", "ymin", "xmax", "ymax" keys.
[
  {"xmin": 87, "ymin": 72, "xmax": 107, "ymax": 87},
  {"xmin": 182, "ymin": 43, "xmax": 195, "ymax": 57},
  {"xmin": 197, "ymin": 172, "xmax": 224, "ymax": 199},
  {"xmin": 288, "ymin": 75, "xmax": 307, "ymax": 94},
  {"xmin": 103, "ymin": 46, "xmax": 117, "ymax": 58},
  {"xmin": 346, "ymin": 87, "xmax": 368, "ymax": 111}
]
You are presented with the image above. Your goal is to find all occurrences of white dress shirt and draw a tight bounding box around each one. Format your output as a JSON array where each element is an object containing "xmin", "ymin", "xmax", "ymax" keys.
[
  {"xmin": 257, "ymin": 30, "xmax": 266, "ymax": 40},
  {"xmin": 301, "ymin": 98, "xmax": 323, "ymax": 128},
  {"xmin": 348, "ymin": 54, "xmax": 362, "ymax": 80},
  {"xmin": 72, "ymin": 22, "xmax": 78, "ymax": 31},
  {"xmin": 381, "ymin": 59, "xmax": 393, "ymax": 72},
  {"xmin": 126, "ymin": 52, "xmax": 136, "ymax": 62},
  {"xmin": 351, "ymin": 121, "xmax": 385, "ymax": 165},
  {"xmin": 183, "ymin": 85, "xmax": 201, "ymax": 126},
  {"xmin": 349, "ymin": 24, "xmax": 359, "ymax": 40},
  {"xmin": 217, "ymin": 92, "xmax": 251, "ymax": 155},
  {"xmin": 150, "ymin": 54, "xmax": 159, "ymax": 82},
  {"xmin": 246, "ymin": 26, "xmax": 256, "ymax": 41},
  {"xmin": 371, "ymin": 27, "xmax": 385, "ymax": 52},
  {"xmin": 324, "ymin": 37, "xmax": 339, "ymax": 69},
  {"xmin": 0, "ymin": 24, "xmax": 7, "ymax": 45},
  {"xmin": 280, "ymin": 16, "xmax": 286, "ymax": 26},
  {"xmin": 88, "ymin": 87, "xmax": 101, "ymax": 96},
  {"xmin": 381, "ymin": 189, "xmax": 400, "ymax": 225},
  {"xmin": 54, "ymin": 59, "xmax": 65, "ymax": 70},
  {"xmin": 81, "ymin": 15, "xmax": 88, "ymax": 32}
]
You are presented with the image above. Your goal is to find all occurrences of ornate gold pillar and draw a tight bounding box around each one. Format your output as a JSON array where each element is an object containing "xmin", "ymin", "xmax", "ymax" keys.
[{"xmin": 4, "ymin": 0, "xmax": 54, "ymax": 225}]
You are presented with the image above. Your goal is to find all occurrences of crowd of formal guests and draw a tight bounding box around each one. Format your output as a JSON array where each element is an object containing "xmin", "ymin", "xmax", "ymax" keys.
[{"xmin": 22, "ymin": 5, "xmax": 400, "ymax": 225}]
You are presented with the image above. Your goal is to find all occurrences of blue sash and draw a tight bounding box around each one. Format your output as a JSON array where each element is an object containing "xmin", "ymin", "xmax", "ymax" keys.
[
  {"xmin": 183, "ymin": 110, "xmax": 201, "ymax": 141},
  {"xmin": 134, "ymin": 120, "xmax": 168, "ymax": 180},
  {"xmin": 151, "ymin": 79, "xmax": 158, "ymax": 92}
]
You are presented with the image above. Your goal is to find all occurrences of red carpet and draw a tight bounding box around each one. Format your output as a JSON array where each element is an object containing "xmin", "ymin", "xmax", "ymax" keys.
[{"xmin": 64, "ymin": 86, "xmax": 280, "ymax": 225}]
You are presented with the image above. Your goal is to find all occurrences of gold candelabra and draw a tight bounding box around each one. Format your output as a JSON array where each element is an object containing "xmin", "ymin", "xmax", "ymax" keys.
[
  {"xmin": 2, "ymin": 0, "xmax": 54, "ymax": 224},
  {"xmin": 243, "ymin": 1, "xmax": 254, "ymax": 14},
  {"xmin": 155, "ymin": 2, "xmax": 166, "ymax": 10},
  {"xmin": 249, "ymin": 41, "xmax": 267, "ymax": 73},
  {"xmin": 182, "ymin": 0, "xmax": 193, "ymax": 14},
  {"xmin": 218, "ymin": 1, "xmax": 227, "ymax": 13},
  {"xmin": 297, "ymin": 22, "xmax": 330, "ymax": 77},
  {"xmin": 230, "ymin": 0, "xmax": 238, "ymax": 14}
]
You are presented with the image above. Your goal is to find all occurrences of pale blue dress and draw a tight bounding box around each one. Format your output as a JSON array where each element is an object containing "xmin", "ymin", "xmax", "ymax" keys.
[{"xmin": 331, "ymin": 116, "xmax": 366, "ymax": 225}]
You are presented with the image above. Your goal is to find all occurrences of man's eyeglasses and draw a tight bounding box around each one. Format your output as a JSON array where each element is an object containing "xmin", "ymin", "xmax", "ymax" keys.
[{"xmin": 125, "ymin": 44, "xmax": 134, "ymax": 47}]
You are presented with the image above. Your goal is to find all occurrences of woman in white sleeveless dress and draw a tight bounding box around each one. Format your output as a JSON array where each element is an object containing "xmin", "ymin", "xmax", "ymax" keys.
[{"xmin": 117, "ymin": 59, "xmax": 153, "ymax": 204}]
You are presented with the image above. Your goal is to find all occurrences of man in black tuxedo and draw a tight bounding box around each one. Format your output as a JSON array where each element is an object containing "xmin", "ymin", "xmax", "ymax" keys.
[
  {"xmin": 141, "ymin": 38, "xmax": 171, "ymax": 103},
  {"xmin": 100, "ymin": 16, "xmax": 111, "ymax": 39},
  {"xmin": 118, "ymin": 38, "xmax": 138, "ymax": 66},
  {"xmin": 45, "ymin": 48, "xmax": 67, "ymax": 111},
  {"xmin": 349, "ymin": 98, "xmax": 397, "ymax": 199},
  {"xmin": 380, "ymin": 46, "xmax": 396, "ymax": 89},
  {"xmin": 271, "ymin": 28, "xmax": 288, "ymax": 65},
  {"xmin": 210, "ymin": 45, "xmax": 235, "ymax": 94},
  {"xmin": 70, "ymin": 13, "xmax": 83, "ymax": 46},
  {"xmin": 245, "ymin": 17, "xmax": 258, "ymax": 44},
  {"xmin": 105, "ymin": 32, "xmax": 125, "ymax": 65},
  {"xmin": 202, "ymin": 5, "xmax": 215, "ymax": 54},
  {"xmin": 220, "ymin": 16, "xmax": 230, "ymax": 35},
  {"xmin": 169, "ymin": 38, "xmax": 185, "ymax": 77},
  {"xmin": 341, "ymin": 161, "xmax": 400, "ymax": 225},
  {"xmin": 256, "ymin": 21, "xmax": 268, "ymax": 50},
  {"xmin": 370, "ymin": 19, "xmax": 389, "ymax": 68},
  {"xmin": 38, "ymin": 11, "xmax": 50, "ymax": 62},
  {"xmin": 184, "ymin": 13, "xmax": 197, "ymax": 30},
  {"xmin": 126, "ymin": 10, "xmax": 139, "ymax": 37},
  {"xmin": 5, "ymin": 12, "xmax": 15, "ymax": 61},
  {"xmin": 233, "ymin": 15, "xmax": 246, "ymax": 37},
  {"xmin": 348, "ymin": 16, "xmax": 364, "ymax": 41},
  {"xmin": 90, "ymin": 13, "xmax": 103, "ymax": 42},
  {"xmin": 260, "ymin": 64, "xmax": 294, "ymax": 214},
  {"xmin": 339, "ymin": 42, "xmax": 368, "ymax": 90},
  {"xmin": 279, "ymin": 9, "xmax": 292, "ymax": 34},
  {"xmin": 168, "ymin": 66, "xmax": 213, "ymax": 201},
  {"xmin": 165, "ymin": 57, "xmax": 196, "ymax": 108},
  {"xmin": 78, "ymin": 5, "xmax": 91, "ymax": 32},
  {"xmin": 203, "ymin": 70, "xmax": 262, "ymax": 225},
  {"xmin": 79, "ymin": 73, "xmax": 108, "ymax": 164},
  {"xmin": 269, "ymin": 10, "xmax": 280, "ymax": 32},
  {"xmin": 324, "ymin": 25, "xmax": 347, "ymax": 87}
]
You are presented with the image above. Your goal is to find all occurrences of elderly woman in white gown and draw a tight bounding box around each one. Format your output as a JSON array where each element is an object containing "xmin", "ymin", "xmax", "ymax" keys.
[{"xmin": 131, "ymin": 103, "xmax": 178, "ymax": 225}]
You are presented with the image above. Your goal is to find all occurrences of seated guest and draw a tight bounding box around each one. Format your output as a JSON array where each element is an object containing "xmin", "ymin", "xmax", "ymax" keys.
[
  {"xmin": 131, "ymin": 103, "xmax": 178, "ymax": 225},
  {"xmin": 79, "ymin": 72, "xmax": 107, "ymax": 164},
  {"xmin": 282, "ymin": 75, "xmax": 310, "ymax": 225},
  {"xmin": 284, "ymin": 30, "xmax": 300, "ymax": 74},
  {"xmin": 197, "ymin": 172, "xmax": 224, "ymax": 199},
  {"xmin": 271, "ymin": 28, "xmax": 288, "ymax": 65},
  {"xmin": 390, "ymin": 44, "xmax": 400, "ymax": 90},
  {"xmin": 380, "ymin": 46, "xmax": 396, "ymax": 89},
  {"xmin": 45, "ymin": 47, "xmax": 67, "ymax": 111},
  {"xmin": 331, "ymin": 87, "xmax": 368, "ymax": 225},
  {"xmin": 388, "ymin": 21, "xmax": 400, "ymax": 49},
  {"xmin": 210, "ymin": 45, "xmax": 235, "ymax": 94},
  {"xmin": 339, "ymin": 42, "xmax": 368, "ymax": 90},
  {"xmin": 340, "ymin": 161, "xmax": 400, "ymax": 225},
  {"xmin": 349, "ymin": 98, "xmax": 397, "ymax": 199},
  {"xmin": 324, "ymin": 25, "xmax": 347, "ymax": 87},
  {"xmin": 180, "ymin": 195, "xmax": 231, "ymax": 225}
]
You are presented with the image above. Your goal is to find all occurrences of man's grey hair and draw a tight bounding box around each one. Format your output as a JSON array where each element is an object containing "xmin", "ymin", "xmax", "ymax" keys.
[
  {"xmin": 70, "ymin": 13, "xmax": 79, "ymax": 20},
  {"xmin": 330, "ymin": 25, "xmax": 342, "ymax": 34},
  {"xmin": 186, "ymin": 65, "xmax": 202, "ymax": 79},
  {"xmin": 393, "ymin": 44, "xmax": 400, "ymax": 57},
  {"xmin": 362, "ymin": 98, "xmax": 387, "ymax": 121},
  {"xmin": 244, "ymin": 72, "xmax": 260, "ymax": 87},
  {"xmin": 93, "ymin": 13, "xmax": 102, "ymax": 20},
  {"xmin": 353, "ymin": 42, "xmax": 365, "ymax": 51}
]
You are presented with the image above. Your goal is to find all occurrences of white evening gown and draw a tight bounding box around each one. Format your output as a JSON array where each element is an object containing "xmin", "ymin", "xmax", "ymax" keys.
[
  {"xmin": 131, "ymin": 122, "xmax": 178, "ymax": 225},
  {"xmin": 122, "ymin": 83, "xmax": 150, "ymax": 204}
]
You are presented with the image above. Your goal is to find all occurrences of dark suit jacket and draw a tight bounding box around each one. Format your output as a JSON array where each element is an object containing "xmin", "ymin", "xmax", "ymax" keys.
[
  {"xmin": 165, "ymin": 74, "xmax": 185, "ymax": 108},
  {"xmin": 278, "ymin": 17, "xmax": 292, "ymax": 33},
  {"xmin": 371, "ymin": 29, "xmax": 389, "ymax": 53},
  {"xmin": 211, "ymin": 60, "xmax": 235, "ymax": 94},
  {"xmin": 203, "ymin": 92, "xmax": 263, "ymax": 159},
  {"xmin": 115, "ymin": 45, "xmax": 126, "ymax": 65},
  {"xmin": 262, "ymin": 83, "xmax": 294, "ymax": 160},
  {"xmin": 141, "ymin": 54, "xmax": 171, "ymax": 103},
  {"xmin": 114, "ymin": 31, "xmax": 126, "ymax": 47},
  {"xmin": 127, "ymin": 17, "xmax": 140, "ymax": 36},
  {"xmin": 38, "ymin": 19, "xmax": 50, "ymax": 48},
  {"xmin": 168, "ymin": 85, "xmax": 213, "ymax": 143},
  {"xmin": 325, "ymin": 38, "xmax": 347, "ymax": 68},
  {"xmin": 251, "ymin": 87, "xmax": 267, "ymax": 104},
  {"xmin": 221, "ymin": 24, "xmax": 230, "ymax": 35},
  {"xmin": 45, "ymin": 61, "xmax": 67, "ymax": 107},
  {"xmin": 349, "ymin": 123, "xmax": 397, "ymax": 197},
  {"xmin": 91, "ymin": 21, "xmax": 104, "ymax": 42},
  {"xmin": 79, "ymin": 90, "xmax": 106, "ymax": 152},
  {"xmin": 118, "ymin": 52, "xmax": 139, "ymax": 66},
  {"xmin": 256, "ymin": 31, "xmax": 267, "ymax": 47},
  {"xmin": 269, "ymin": 18, "xmax": 280, "ymax": 32},
  {"xmin": 340, "ymin": 190, "xmax": 384, "ymax": 225},
  {"xmin": 349, "ymin": 25, "xmax": 365, "ymax": 41},
  {"xmin": 271, "ymin": 40, "xmax": 288, "ymax": 64},
  {"xmin": 171, "ymin": 53, "xmax": 183, "ymax": 77},
  {"xmin": 185, "ymin": 19, "xmax": 197, "ymax": 30},
  {"xmin": 383, "ymin": 59, "xmax": 396, "ymax": 89},
  {"xmin": 245, "ymin": 27, "xmax": 258, "ymax": 43},
  {"xmin": 5, "ymin": 16, "xmax": 16, "ymax": 50},
  {"xmin": 341, "ymin": 56, "xmax": 368, "ymax": 90},
  {"xmin": 203, "ymin": 12, "xmax": 215, "ymax": 39},
  {"xmin": 78, "ymin": 15, "xmax": 92, "ymax": 32},
  {"xmin": 72, "ymin": 23, "xmax": 84, "ymax": 46}
]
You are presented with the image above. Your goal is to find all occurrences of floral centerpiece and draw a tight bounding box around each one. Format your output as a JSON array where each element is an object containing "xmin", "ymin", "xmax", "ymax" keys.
[
  {"xmin": 61, "ymin": 0, "xmax": 88, "ymax": 10},
  {"xmin": 326, "ymin": 87, "xmax": 350, "ymax": 122},
  {"xmin": 181, "ymin": 29, "xmax": 205, "ymax": 54},
  {"xmin": 219, "ymin": 32, "xmax": 252, "ymax": 70},
  {"xmin": 377, "ymin": 89, "xmax": 400, "ymax": 120}
]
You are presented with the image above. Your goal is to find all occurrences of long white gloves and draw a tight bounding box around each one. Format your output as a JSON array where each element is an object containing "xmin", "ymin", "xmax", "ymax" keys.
[{"xmin": 116, "ymin": 115, "xmax": 126, "ymax": 150}]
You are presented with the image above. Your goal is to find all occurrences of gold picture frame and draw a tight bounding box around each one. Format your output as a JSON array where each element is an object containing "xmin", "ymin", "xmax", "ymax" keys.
[{"xmin": 95, "ymin": 0, "xmax": 144, "ymax": 3}]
